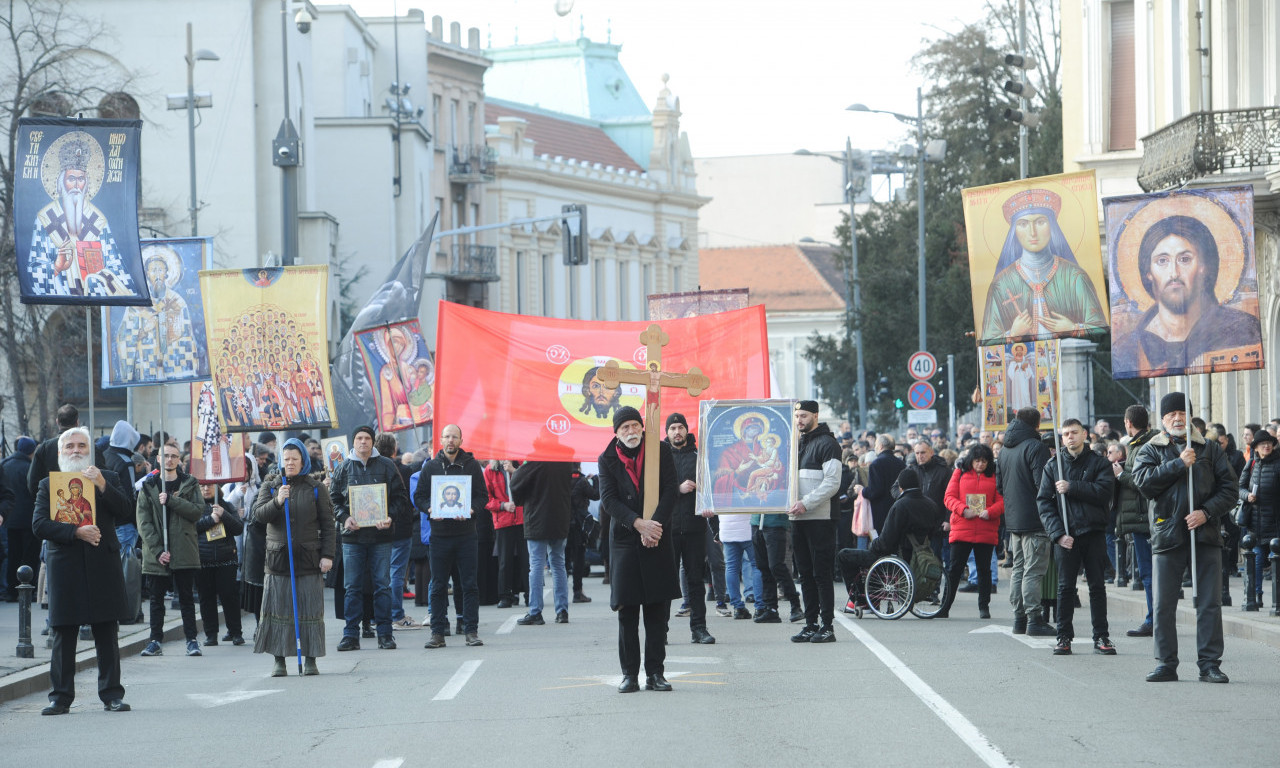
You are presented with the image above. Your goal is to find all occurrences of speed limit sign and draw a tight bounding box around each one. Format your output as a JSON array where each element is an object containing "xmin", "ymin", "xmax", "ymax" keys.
[{"xmin": 907, "ymin": 351, "xmax": 937, "ymax": 381}]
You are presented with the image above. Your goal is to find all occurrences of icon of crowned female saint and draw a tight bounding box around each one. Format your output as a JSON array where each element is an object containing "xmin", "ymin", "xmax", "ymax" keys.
[{"xmin": 980, "ymin": 189, "xmax": 1107, "ymax": 343}]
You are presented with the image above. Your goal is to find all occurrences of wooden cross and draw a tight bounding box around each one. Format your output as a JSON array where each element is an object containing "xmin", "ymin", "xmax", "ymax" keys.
[{"xmin": 598, "ymin": 324, "xmax": 710, "ymax": 519}]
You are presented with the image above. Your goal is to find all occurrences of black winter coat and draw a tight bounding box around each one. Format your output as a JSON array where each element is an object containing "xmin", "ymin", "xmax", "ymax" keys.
[
  {"xmin": 871, "ymin": 489, "xmax": 941, "ymax": 561},
  {"xmin": 863, "ymin": 450, "xmax": 906, "ymax": 530},
  {"xmin": 196, "ymin": 497, "xmax": 244, "ymax": 566},
  {"xmin": 1115, "ymin": 429, "xmax": 1159, "ymax": 537},
  {"xmin": 1132, "ymin": 431, "xmax": 1238, "ymax": 553},
  {"xmin": 599, "ymin": 437, "xmax": 681, "ymax": 608},
  {"xmin": 894, "ymin": 455, "xmax": 951, "ymax": 528},
  {"xmin": 1036, "ymin": 447, "xmax": 1115, "ymax": 543},
  {"xmin": 998, "ymin": 420, "xmax": 1051, "ymax": 533},
  {"xmin": 33, "ymin": 469, "xmax": 134, "ymax": 626},
  {"xmin": 1, "ymin": 454, "xmax": 34, "ymax": 531},
  {"xmin": 330, "ymin": 451, "xmax": 412, "ymax": 544},
  {"xmin": 510, "ymin": 461, "xmax": 574, "ymax": 541},
  {"xmin": 667, "ymin": 435, "xmax": 702, "ymax": 534},
  {"xmin": 415, "ymin": 449, "xmax": 487, "ymax": 538},
  {"xmin": 1238, "ymin": 453, "xmax": 1280, "ymax": 539}
]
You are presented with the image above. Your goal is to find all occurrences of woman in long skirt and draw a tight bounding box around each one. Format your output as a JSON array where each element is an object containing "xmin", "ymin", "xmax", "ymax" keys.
[{"xmin": 252, "ymin": 439, "xmax": 336, "ymax": 676}]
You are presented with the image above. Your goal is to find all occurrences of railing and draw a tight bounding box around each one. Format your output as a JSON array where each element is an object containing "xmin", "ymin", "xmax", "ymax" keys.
[
  {"xmin": 445, "ymin": 244, "xmax": 498, "ymax": 281},
  {"xmin": 449, "ymin": 144, "xmax": 495, "ymax": 181},
  {"xmin": 1138, "ymin": 106, "xmax": 1280, "ymax": 192}
]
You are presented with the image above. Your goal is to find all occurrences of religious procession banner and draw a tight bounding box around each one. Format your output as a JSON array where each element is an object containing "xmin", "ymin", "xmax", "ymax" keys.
[
  {"xmin": 12, "ymin": 117, "xmax": 150, "ymax": 306},
  {"xmin": 354, "ymin": 320, "xmax": 434, "ymax": 433},
  {"xmin": 1103, "ymin": 186, "xmax": 1263, "ymax": 379},
  {"xmin": 189, "ymin": 381, "xmax": 249, "ymax": 484},
  {"xmin": 434, "ymin": 302, "xmax": 771, "ymax": 462},
  {"xmin": 979, "ymin": 340, "xmax": 1061, "ymax": 432},
  {"xmin": 48, "ymin": 471, "xmax": 95, "ymax": 526},
  {"xmin": 962, "ymin": 170, "xmax": 1109, "ymax": 347},
  {"xmin": 102, "ymin": 237, "xmax": 212, "ymax": 387},
  {"xmin": 648, "ymin": 288, "xmax": 749, "ymax": 321},
  {"xmin": 695, "ymin": 399, "xmax": 798, "ymax": 515},
  {"xmin": 198, "ymin": 266, "xmax": 337, "ymax": 432}
]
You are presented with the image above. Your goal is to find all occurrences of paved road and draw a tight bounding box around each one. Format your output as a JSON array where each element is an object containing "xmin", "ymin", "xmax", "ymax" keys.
[{"xmin": 2, "ymin": 575, "xmax": 1279, "ymax": 768}]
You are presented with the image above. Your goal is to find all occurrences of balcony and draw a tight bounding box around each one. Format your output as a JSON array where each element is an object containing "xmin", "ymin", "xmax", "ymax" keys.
[
  {"xmin": 449, "ymin": 144, "xmax": 495, "ymax": 182},
  {"xmin": 1138, "ymin": 106, "xmax": 1280, "ymax": 192},
  {"xmin": 436, "ymin": 244, "xmax": 498, "ymax": 282}
]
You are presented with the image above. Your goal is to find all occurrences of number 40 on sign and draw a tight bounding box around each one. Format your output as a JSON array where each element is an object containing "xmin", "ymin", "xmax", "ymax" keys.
[{"xmin": 908, "ymin": 351, "xmax": 936, "ymax": 381}]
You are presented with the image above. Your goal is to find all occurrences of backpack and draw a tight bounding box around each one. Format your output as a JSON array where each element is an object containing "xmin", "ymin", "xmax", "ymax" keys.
[{"xmin": 906, "ymin": 533, "xmax": 943, "ymax": 601}]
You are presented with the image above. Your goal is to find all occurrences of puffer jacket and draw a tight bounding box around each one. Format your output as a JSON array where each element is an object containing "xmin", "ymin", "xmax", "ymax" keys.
[
  {"xmin": 484, "ymin": 465, "xmax": 524, "ymax": 529},
  {"xmin": 1115, "ymin": 428, "xmax": 1158, "ymax": 537},
  {"xmin": 1238, "ymin": 452, "xmax": 1280, "ymax": 539},
  {"xmin": 1036, "ymin": 446, "xmax": 1115, "ymax": 543},
  {"xmin": 329, "ymin": 448, "xmax": 412, "ymax": 544},
  {"xmin": 794, "ymin": 423, "xmax": 842, "ymax": 522},
  {"xmin": 996, "ymin": 419, "xmax": 1050, "ymax": 533},
  {"xmin": 1132, "ymin": 430, "xmax": 1238, "ymax": 553},
  {"xmin": 943, "ymin": 469, "xmax": 1004, "ymax": 545},
  {"xmin": 137, "ymin": 471, "xmax": 205, "ymax": 575},
  {"xmin": 253, "ymin": 471, "xmax": 337, "ymax": 576}
]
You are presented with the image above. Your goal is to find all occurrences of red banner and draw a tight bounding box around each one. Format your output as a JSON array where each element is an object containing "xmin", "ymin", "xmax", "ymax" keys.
[{"xmin": 434, "ymin": 303, "xmax": 771, "ymax": 462}]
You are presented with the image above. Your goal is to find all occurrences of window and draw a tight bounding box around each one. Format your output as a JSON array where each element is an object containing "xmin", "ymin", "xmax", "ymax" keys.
[
  {"xmin": 619, "ymin": 260, "xmax": 629, "ymax": 319},
  {"xmin": 432, "ymin": 94, "xmax": 441, "ymax": 144},
  {"xmin": 541, "ymin": 253, "xmax": 552, "ymax": 316},
  {"xmin": 467, "ymin": 102, "xmax": 477, "ymax": 148},
  {"xmin": 642, "ymin": 263, "xmax": 653, "ymax": 304},
  {"xmin": 1108, "ymin": 1, "xmax": 1136, "ymax": 151},
  {"xmin": 516, "ymin": 251, "xmax": 525, "ymax": 314},
  {"xmin": 97, "ymin": 92, "xmax": 140, "ymax": 119},
  {"xmin": 593, "ymin": 259, "xmax": 605, "ymax": 319},
  {"xmin": 450, "ymin": 99, "xmax": 459, "ymax": 150},
  {"xmin": 673, "ymin": 265, "xmax": 682, "ymax": 293}
]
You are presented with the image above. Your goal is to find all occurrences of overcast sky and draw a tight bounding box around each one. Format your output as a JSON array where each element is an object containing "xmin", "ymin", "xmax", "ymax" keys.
[{"xmin": 346, "ymin": 0, "xmax": 998, "ymax": 157}]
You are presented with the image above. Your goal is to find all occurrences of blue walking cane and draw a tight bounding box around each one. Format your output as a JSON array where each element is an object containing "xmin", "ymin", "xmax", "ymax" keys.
[{"xmin": 282, "ymin": 474, "xmax": 303, "ymax": 674}]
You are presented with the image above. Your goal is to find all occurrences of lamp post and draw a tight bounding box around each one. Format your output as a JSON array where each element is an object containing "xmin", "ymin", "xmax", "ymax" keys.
[
  {"xmin": 183, "ymin": 24, "xmax": 218, "ymax": 237},
  {"xmin": 272, "ymin": 0, "xmax": 308, "ymax": 266},
  {"xmin": 847, "ymin": 88, "xmax": 932, "ymax": 353},
  {"xmin": 795, "ymin": 141, "xmax": 867, "ymax": 430}
]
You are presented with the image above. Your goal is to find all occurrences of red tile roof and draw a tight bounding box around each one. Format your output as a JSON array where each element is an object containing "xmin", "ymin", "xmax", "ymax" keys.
[
  {"xmin": 699, "ymin": 244, "xmax": 847, "ymax": 312},
  {"xmin": 486, "ymin": 100, "xmax": 645, "ymax": 173}
]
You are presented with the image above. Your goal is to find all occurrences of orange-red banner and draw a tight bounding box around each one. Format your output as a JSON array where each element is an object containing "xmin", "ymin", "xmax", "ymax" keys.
[{"xmin": 434, "ymin": 303, "xmax": 771, "ymax": 462}]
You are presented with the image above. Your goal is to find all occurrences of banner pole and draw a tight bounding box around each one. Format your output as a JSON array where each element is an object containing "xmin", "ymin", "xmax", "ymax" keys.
[
  {"xmin": 85, "ymin": 308, "xmax": 94, "ymax": 437},
  {"xmin": 1045, "ymin": 345, "xmax": 1068, "ymax": 535},
  {"xmin": 1185, "ymin": 374, "xmax": 1198, "ymax": 600}
]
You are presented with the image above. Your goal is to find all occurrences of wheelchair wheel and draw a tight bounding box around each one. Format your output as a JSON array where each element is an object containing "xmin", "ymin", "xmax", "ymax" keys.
[
  {"xmin": 864, "ymin": 557, "xmax": 913, "ymax": 620},
  {"xmin": 910, "ymin": 571, "xmax": 948, "ymax": 619}
]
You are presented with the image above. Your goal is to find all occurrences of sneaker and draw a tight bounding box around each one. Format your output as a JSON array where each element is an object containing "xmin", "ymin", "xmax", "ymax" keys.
[
  {"xmin": 1053, "ymin": 638, "xmax": 1072, "ymax": 656},
  {"xmin": 1093, "ymin": 636, "xmax": 1116, "ymax": 655},
  {"xmin": 465, "ymin": 632, "xmax": 484, "ymax": 647},
  {"xmin": 675, "ymin": 604, "xmax": 691, "ymax": 618},
  {"xmin": 843, "ymin": 598, "xmax": 861, "ymax": 615},
  {"xmin": 809, "ymin": 626, "xmax": 837, "ymax": 643},
  {"xmin": 336, "ymin": 636, "xmax": 360, "ymax": 652},
  {"xmin": 140, "ymin": 640, "xmax": 162, "ymax": 657},
  {"xmin": 788, "ymin": 603, "xmax": 805, "ymax": 623},
  {"xmin": 424, "ymin": 633, "xmax": 446, "ymax": 649},
  {"xmin": 377, "ymin": 635, "xmax": 397, "ymax": 650},
  {"xmin": 754, "ymin": 608, "xmax": 782, "ymax": 624},
  {"xmin": 733, "ymin": 606, "xmax": 752, "ymax": 620},
  {"xmin": 1026, "ymin": 620, "xmax": 1056, "ymax": 637},
  {"xmin": 791, "ymin": 625, "xmax": 819, "ymax": 643},
  {"xmin": 1126, "ymin": 623, "xmax": 1153, "ymax": 637},
  {"xmin": 186, "ymin": 640, "xmax": 202, "ymax": 657},
  {"xmin": 392, "ymin": 617, "xmax": 423, "ymax": 631},
  {"xmin": 361, "ymin": 624, "xmax": 375, "ymax": 639},
  {"xmin": 715, "ymin": 604, "xmax": 733, "ymax": 618},
  {"xmin": 555, "ymin": 610, "xmax": 569, "ymax": 624},
  {"xmin": 517, "ymin": 612, "xmax": 545, "ymax": 626}
]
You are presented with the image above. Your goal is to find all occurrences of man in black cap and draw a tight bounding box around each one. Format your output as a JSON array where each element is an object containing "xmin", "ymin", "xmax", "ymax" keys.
[
  {"xmin": 258, "ymin": 431, "xmax": 278, "ymax": 456},
  {"xmin": 837, "ymin": 467, "xmax": 940, "ymax": 599},
  {"xmin": 1133, "ymin": 392, "xmax": 1236, "ymax": 683},
  {"xmin": 789, "ymin": 400, "xmax": 844, "ymax": 644},
  {"xmin": 598, "ymin": 405, "xmax": 681, "ymax": 692},
  {"xmin": 664, "ymin": 412, "xmax": 715, "ymax": 644}
]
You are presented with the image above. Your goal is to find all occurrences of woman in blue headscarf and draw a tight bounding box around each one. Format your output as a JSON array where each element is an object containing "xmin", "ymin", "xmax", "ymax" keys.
[
  {"xmin": 252, "ymin": 438, "xmax": 336, "ymax": 676},
  {"xmin": 979, "ymin": 189, "xmax": 1106, "ymax": 343}
]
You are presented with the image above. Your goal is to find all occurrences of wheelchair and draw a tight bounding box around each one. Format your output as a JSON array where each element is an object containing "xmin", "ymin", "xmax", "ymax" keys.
[{"xmin": 847, "ymin": 555, "xmax": 948, "ymax": 620}]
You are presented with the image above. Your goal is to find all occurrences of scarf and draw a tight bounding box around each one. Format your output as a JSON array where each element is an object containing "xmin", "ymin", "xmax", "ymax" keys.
[{"xmin": 615, "ymin": 440, "xmax": 645, "ymax": 492}]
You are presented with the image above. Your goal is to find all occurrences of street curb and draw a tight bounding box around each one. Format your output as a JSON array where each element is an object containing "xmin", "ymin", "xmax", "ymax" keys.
[{"xmin": 1090, "ymin": 581, "xmax": 1280, "ymax": 651}]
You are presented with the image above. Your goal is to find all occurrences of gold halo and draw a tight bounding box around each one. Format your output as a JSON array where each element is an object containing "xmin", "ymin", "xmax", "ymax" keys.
[
  {"xmin": 40, "ymin": 130, "xmax": 106, "ymax": 199},
  {"xmin": 732, "ymin": 411, "xmax": 771, "ymax": 441},
  {"xmin": 1112, "ymin": 192, "xmax": 1248, "ymax": 312},
  {"xmin": 974, "ymin": 174, "xmax": 1096, "ymax": 269},
  {"xmin": 140, "ymin": 243, "xmax": 183, "ymax": 289}
]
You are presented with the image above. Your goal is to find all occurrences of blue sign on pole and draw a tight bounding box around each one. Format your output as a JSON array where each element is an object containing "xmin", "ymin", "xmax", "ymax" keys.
[{"xmin": 907, "ymin": 381, "xmax": 936, "ymax": 410}]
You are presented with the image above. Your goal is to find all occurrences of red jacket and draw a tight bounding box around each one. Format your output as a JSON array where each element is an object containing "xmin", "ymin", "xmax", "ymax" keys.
[
  {"xmin": 943, "ymin": 468, "xmax": 1004, "ymax": 545},
  {"xmin": 484, "ymin": 466, "xmax": 523, "ymax": 529}
]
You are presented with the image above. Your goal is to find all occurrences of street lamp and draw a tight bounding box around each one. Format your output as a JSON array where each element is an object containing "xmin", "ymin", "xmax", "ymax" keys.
[
  {"xmin": 847, "ymin": 88, "xmax": 944, "ymax": 354},
  {"xmin": 167, "ymin": 23, "xmax": 218, "ymax": 237},
  {"xmin": 272, "ymin": 0, "xmax": 309, "ymax": 266},
  {"xmin": 795, "ymin": 141, "xmax": 867, "ymax": 430}
]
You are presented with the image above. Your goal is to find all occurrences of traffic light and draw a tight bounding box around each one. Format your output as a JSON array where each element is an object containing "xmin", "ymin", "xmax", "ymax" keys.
[
  {"xmin": 1002, "ymin": 52, "xmax": 1040, "ymax": 129},
  {"xmin": 562, "ymin": 204, "xmax": 588, "ymax": 265},
  {"xmin": 894, "ymin": 398, "xmax": 905, "ymax": 410},
  {"xmin": 876, "ymin": 376, "xmax": 890, "ymax": 400}
]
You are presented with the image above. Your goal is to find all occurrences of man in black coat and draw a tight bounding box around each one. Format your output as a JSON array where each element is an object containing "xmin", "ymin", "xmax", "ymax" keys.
[
  {"xmin": 1037, "ymin": 418, "xmax": 1116, "ymax": 656},
  {"xmin": 998, "ymin": 407, "xmax": 1055, "ymax": 637},
  {"xmin": 33, "ymin": 428, "xmax": 133, "ymax": 714},
  {"xmin": 1133, "ymin": 392, "xmax": 1236, "ymax": 684},
  {"xmin": 2, "ymin": 437, "xmax": 39, "ymax": 601},
  {"xmin": 789, "ymin": 401, "xmax": 844, "ymax": 644},
  {"xmin": 838, "ymin": 468, "xmax": 940, "ymax": 599},
  {"xmin": 27, "ymin": 404, "xmax": 108, "ymax": 497},
  {"xmin": 599, "ymin": 406, "xmax": 681, "ymax": 693},
  {"xmin": 856, "ymin": 434, "xmax": 906, "ymax": 535},
  {"xmin": 511, "ymin": 460, "xmax": 574, "ymax": 625},
  {"xmin": 664, "ymin": 412, "xmax": 715, "ymax": 644}
]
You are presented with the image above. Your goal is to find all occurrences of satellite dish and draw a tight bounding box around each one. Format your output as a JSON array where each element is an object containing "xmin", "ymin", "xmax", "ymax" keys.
[{"xmin": 555, "ymin": 0, "xmax": 574, "ymax": 17}]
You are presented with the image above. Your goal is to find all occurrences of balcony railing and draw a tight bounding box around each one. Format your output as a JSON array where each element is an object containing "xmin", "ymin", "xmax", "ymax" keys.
[
  {"xmin": 1138, "ymin": 106, "xmax": 1280, "ymax": 192},
  {"xmin": 442, "ymin": 244, "xmax": 498, "ymax": 282},
  {"xmin": 449, "ymin": 144, "xmax": 495, "ymax": 182}
]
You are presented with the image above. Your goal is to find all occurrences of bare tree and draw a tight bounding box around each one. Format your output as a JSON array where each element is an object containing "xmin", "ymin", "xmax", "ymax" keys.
[{"xmin": 0, "ymin": 0, "xmax": 136, "ymax": 438}]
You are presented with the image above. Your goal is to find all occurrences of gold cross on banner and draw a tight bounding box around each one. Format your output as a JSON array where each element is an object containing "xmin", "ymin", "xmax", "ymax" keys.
[{"xmin": 598, "ymin": 324, "xmax": 710, "ymax": 519}]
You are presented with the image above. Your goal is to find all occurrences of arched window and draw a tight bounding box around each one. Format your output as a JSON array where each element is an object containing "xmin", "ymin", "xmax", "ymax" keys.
[
  {"xmin": 28, "ymin": 92, "xmax": 73, "ymax": 117},
  {"xmin": 98, "ymin": 92, "xmax": 140, "ymax": 119}
]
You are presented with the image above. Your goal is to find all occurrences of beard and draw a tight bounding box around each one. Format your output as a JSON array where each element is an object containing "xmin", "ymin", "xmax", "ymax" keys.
[
  {"xmin": 59, "ymin": 185, "xmax": 86, "ymax": 238},
  {"xmin": 1168, "ymin": 426, "xmax": 1187, "ymax": 438},
  {"xmin": 1155, "ymin": 281, "xmax": 1194, "ymax": 314},
  {"xmin": 620, "ymin": 433, "xmax": 643, "ymax": 449},
  {"xmin": 59, "ymin": 452, "xmax": 92, "ymax": 473}
]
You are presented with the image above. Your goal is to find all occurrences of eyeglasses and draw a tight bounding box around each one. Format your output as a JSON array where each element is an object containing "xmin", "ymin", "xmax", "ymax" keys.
[{"xmin": 163, "ymin": 454, "xmax": 181, "ymax": 461}]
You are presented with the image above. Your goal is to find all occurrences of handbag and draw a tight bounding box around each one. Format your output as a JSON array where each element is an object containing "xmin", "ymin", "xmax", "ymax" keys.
[{"xmin": 851, "ymin": 490, "xmax": 875, "ymax": 538}]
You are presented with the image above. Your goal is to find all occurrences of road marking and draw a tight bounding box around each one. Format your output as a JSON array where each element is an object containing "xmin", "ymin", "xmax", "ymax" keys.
[
  {"xmin": 664, "ymin": 656, "xmax": 722, "ymax": 664},
  {"xmin": 495, "ymin": 615, "xmax": 519, "ymax": 635},
  {"xmin": 433, "ymin": 660, "xmax": 482, "ymax": 701},
  {"xmin": 836, "ymin": 614, "xmax": 1018, "ymax": 768},
  {"xmin": 371, "ymin": 760, "xmax": 404, "ymax": 768},
  {"xmin": 186, "ymin": 690, "xmax": 282, "ymax": 708},
  {"xmin": 970, "ymin": 624, "xmax": 1057, "ymax": 649},
  {"xmin": 544, "ymin": 671, "xmax": 720, "ymax": 690}
]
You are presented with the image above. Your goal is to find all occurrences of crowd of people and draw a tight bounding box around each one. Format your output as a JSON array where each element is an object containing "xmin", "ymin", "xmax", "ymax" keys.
[{"xmin": 4, "ymin": 390, "xmax": 1275, "ymax": 710}]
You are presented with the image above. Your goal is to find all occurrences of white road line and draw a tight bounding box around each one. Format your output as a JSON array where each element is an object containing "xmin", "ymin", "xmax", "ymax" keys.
[
  {"xmin": 495, "ymin": 615, "xmax": 519, "ymax": 635},
  {"xmin": 433, "ymin": 659, "xmax": 483, "ymax": 701},
  {"xmin": 370, "ymin": 760, "xmax": 405, "ymax": 768},
  {"xmin": 835, "ymin": 614, "xmax": 1019, "ymax": 768},
  {"xmin": 970, "ymin": 623, "xmax": 1058, "ymax": 649},
  {"xmin": 663, "ymin": 656, "xmax": 721, "ymax": 664},
  {"xmin": 186, "ymin": 690, "xmax": 282, "ymax": 708}
]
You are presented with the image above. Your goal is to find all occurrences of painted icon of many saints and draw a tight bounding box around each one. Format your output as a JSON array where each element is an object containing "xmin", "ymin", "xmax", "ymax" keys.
[{"xmin": 213, "ymin": 304, "xmax": 332, "ymax": 430}]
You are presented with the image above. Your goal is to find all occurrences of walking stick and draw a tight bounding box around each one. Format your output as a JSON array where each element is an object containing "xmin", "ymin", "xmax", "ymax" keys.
[
  {"xmin": 1184, "ymin": 377, "xmax": 1198, "ymax": 600},
  {"xmin": 282, "ymin": 474, "xmax": 303, "ymax": 674}
]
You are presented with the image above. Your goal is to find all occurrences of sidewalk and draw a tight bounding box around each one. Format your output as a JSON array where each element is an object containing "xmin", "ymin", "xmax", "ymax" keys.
[{"xmin": 1101, "ymin": 575, "xmax": 1280, "ymax": 648}]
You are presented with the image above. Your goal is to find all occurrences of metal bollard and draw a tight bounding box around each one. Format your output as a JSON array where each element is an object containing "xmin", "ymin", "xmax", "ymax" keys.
[
  {"xmin": 1240, "ymin": 532, "xmax": 1257, "ymax": 610},
  {"xmin": 1270, "ymin": 539, "xmax": 1280, "ymax": 618},
  {"xmin": 15, "ymin": 565, "xmax": 34, "ymax": 659}
]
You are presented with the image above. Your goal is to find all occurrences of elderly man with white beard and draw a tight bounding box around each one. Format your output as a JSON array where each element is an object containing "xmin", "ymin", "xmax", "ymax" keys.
[{"xmin": 32, "ymin": 428, "xmax": 135, "ymax": 715}]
